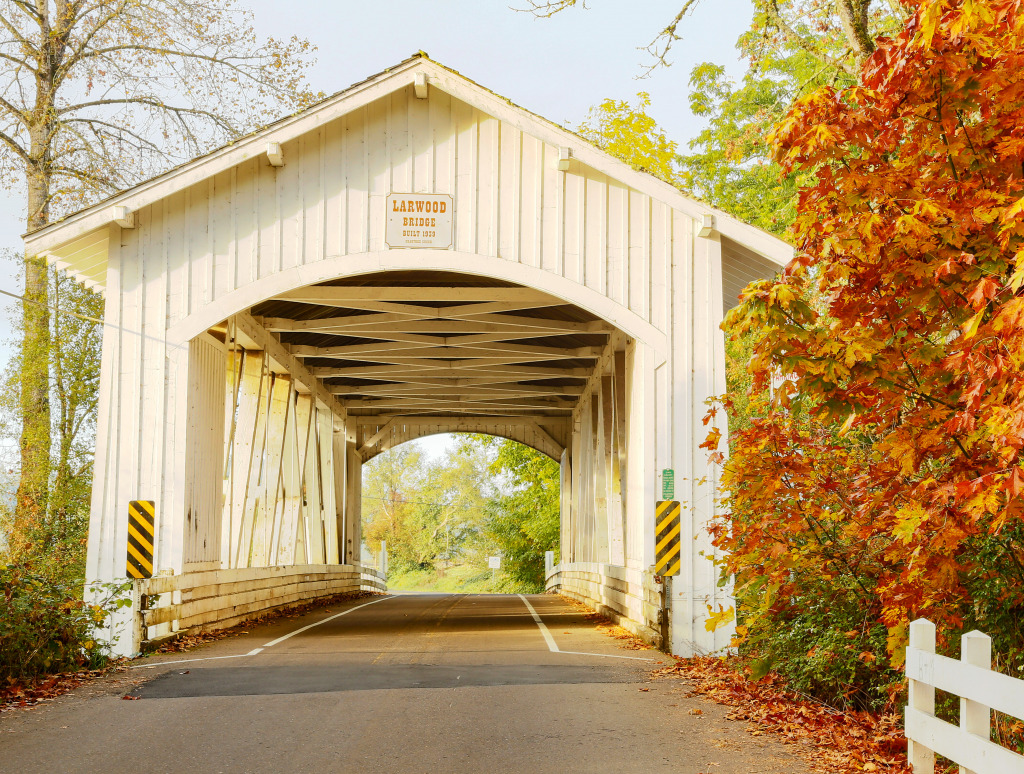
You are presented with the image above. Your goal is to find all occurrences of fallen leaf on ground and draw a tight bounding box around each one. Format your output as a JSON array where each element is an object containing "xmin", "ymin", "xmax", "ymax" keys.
[{"xmin": 652, "ymin": 656, "xmax": 911, "ymax": 774}]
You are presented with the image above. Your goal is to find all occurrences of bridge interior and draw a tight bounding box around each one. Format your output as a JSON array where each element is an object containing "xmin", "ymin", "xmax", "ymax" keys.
[
  {"xmin": 254, "ymin": 270, "xmax": 610, "ymax": 462},
  {"xmin": 204, "ymin": 270, "xmax": 634, "ymax": 584}
]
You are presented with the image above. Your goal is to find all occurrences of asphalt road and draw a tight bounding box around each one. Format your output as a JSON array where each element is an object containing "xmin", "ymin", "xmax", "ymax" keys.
[{"xmin": 0, "ymin": 593, "xmax": 815, "ymax": 774}]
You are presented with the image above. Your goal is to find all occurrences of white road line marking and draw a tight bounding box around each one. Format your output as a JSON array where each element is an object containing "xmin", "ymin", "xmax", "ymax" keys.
[
  {"xmin": 130, "ymin": 596, "xmax": 391, "ymax": 668},
  {"xmin": 131, "ymin": 653, "xmax": 253, "ymax": 669},
  {"xmin": 557, "ymin": 649, "xmax": 655, "ymax": 662},
  {"xmin": 262, "ymin": 594, "xmax": 392, "ymax": 648},
  {"xmin": 518, "ymin": 594, "xmax": 560, "ymax": 652},
  {"xmin": 518, "ymin": 594, "xmax": 656, "ymax": 662}
]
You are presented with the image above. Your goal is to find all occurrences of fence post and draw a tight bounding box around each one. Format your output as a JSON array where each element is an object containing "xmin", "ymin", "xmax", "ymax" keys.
[
  {"xmin": 959, "ymin": 630, "xmax": 992, "ymax": 774},
  {"xmin": 545, "ymin": 551, "xmax": 555, "ymax": 578},
  {"xmin": 909, "ymin": 618, "xmax": 937, "ymax": 774},
  {"xmin": 380, "ymin": 540, "xmax": 387, "ymax": 577}
]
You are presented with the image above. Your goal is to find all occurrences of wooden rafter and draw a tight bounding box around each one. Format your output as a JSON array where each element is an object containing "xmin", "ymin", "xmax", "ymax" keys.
[
  {"xmin": 291, "ymin": 341, "xmax": 601, "ymax": 360},
  {"xmin": 351, "ymin": 414, "xmax": 569, "ymax": 426},
  {"xmin": 331, "ymin": 383, "xmax": 584, "ymax": 398},
  {"xmin": 311, "ymin": 364, "xmax": 590, "ymax": 379},
  {"xmin": 274, "ymin": 286, "xmax": 563, "ymax": 304},
  {"xmin": 252, "ymin": 281, "xmax": 611, "ymax": 434},
  {"xmin": 263, "ymin": 316, "xmax": 608, "ymax": 336}
]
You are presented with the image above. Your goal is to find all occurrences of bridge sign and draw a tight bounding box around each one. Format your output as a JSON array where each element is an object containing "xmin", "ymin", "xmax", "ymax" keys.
[
  {"xmin": 661, "ymin": 469, "xmax": 675, "ymax": 500},
  {"xmin": 654, "ymin": 500, "xmax": 681, "ymax": 577},
  {"xmin": 385, "ymin": 193, "xmax": 453, "ymax": 249}
]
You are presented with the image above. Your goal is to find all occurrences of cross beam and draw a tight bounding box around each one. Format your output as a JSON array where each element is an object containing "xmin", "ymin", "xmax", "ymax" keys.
[{"xmin": 274, "ymin": 286, "xmax": 563, "ymax": 304}]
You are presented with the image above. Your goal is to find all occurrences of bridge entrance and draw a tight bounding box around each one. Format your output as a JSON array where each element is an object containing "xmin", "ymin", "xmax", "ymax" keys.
[{"xmin": 23, "ymin": 54, "xmax": 790, "ymax": 657}]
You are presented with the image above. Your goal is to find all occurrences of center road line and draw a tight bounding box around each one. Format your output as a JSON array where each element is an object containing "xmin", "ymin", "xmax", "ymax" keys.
[
  {"xmin": 518, "ymin": 594, "xmax": 655, "ymax": 662},
  {"xmin": 131, "ymin": 594, "xmax": 393, "ymax": 669},
  {"xmin": 132, "ymin": 652, "xmax": 258, "ymax": 669},
  {"xmin": 262, "ymin": 594, "xmax": 392, "ymax": 648}
]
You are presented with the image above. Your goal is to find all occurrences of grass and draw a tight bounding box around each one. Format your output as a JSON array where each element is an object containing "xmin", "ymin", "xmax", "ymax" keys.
[{"xmin": 388, "ymin": 564, "xmax": 498, "ymax": 594}]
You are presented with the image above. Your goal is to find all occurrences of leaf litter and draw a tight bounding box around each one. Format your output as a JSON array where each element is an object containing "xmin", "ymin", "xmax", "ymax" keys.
[{"xmin": 652, "ymin": 656, "xmax": 911, "ymax": 774}]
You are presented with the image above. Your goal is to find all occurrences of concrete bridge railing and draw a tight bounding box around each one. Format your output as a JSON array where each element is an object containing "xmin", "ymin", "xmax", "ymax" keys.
[
  {"xmin": 135, "ymin": 563, "xmax": 386, "ymax": 651},
  {"xmin": 545, "ymin": 558, "xmax": 663, "ymax": 649}
]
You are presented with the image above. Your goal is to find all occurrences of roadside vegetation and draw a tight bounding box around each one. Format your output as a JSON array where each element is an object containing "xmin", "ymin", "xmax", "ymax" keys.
[
  {"xmin": 0, "ymin": 1, "xmax": 317, "ymax": 689},
  {"xmin": 569, "ymin": 0, "xmax": 1024, "ymax": 747}
]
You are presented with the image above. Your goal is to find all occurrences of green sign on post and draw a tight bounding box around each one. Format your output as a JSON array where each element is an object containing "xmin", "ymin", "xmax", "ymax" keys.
[{"xmin": 661, "ymin": 469, "xmax": 674, "ymax": 500}]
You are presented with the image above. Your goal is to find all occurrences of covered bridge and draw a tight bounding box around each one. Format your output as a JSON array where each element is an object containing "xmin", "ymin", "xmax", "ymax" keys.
[{"xmin": 24, "ymin": 54, "xmax": 791, "ymax": 656}]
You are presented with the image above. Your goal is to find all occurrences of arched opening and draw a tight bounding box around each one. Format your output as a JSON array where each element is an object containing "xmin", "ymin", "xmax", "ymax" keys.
[
  {"xmin": 200, "ymin": 268, "xmax": 637, "ymax": 575},
  {"xmin": 160, "ymin": 265, "xmax": 656, "ymax": 652},
  {"xmin": 360, "ymin": 433, "xmax": 560, "ymax": 594}
]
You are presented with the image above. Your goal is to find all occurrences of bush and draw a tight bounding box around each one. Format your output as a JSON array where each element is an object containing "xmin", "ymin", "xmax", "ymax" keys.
[
  {"xmin": 0, "ymin": 562, "xmax": 130, "ymax": 684},
  {"xmin": 739, "ymin": 585, "xmax": 896, "ymax": 713}
]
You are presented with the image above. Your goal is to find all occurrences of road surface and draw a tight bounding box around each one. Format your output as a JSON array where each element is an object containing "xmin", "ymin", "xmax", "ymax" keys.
[{"xmin": 0, "ymin": 593, "xmax": 814, "ymax": 773}]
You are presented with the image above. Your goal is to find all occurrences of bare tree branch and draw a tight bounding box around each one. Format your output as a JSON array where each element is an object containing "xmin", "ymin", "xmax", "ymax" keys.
[{"xmin": 638, "ymin": 0, "xmax": 701, "ymax": 76}]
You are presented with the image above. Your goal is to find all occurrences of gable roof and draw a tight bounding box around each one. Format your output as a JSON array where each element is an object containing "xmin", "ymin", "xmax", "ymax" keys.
[{"xmin": 24, "ymin": 53, "xmax": 792, "ymax": 291}]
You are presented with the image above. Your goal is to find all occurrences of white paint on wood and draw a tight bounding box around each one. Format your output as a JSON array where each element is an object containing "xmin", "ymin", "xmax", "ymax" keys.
[{"xmin": 905, "ymin": 620, "xmax": 1024, "ymax": 773}]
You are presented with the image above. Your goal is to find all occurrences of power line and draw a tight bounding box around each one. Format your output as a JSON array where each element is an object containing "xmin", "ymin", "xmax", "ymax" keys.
[
  {"xmin": 0, "ymin": 286, "xmax": 187, "ymax": 350},
  {"xmin": 361, "ymin": 494, "xmax": 493, "ymax": 512}
]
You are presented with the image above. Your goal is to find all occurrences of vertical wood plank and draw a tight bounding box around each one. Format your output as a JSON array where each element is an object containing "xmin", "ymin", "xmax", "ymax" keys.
[
  {"xmin": 410, "ymin": 82, "xmax": 432, "ymax": 194},
  {"xmin": 454, "ymin": 96, "xmax": 476, "ymax": 253},
  {"xmin": 431, "ymin": 87, "xmax": 454, "ymax": 197},
  {"xmin": 908, "ymin": 619, "xmax": 937, "ymax": 774},
  {"xmin": 345, "ymin": 108, "xmax": 367, "ymax": 255},
  {"xmin": 585, "ymin": 174, "xmax": 606, "ymax": 295},
  {"xmin": 323, "ymin": 117, "xmax": 345, "ymax": 259},
  {"xmin": 279, "ymin": 138, "xmax": 303, "ymax": 271},
  {"xmin": 367, "ymin": 98, "xmax": 389, "ymax": 253},
  {"xmin": 390, "ymin": 87, "xmax": 412, "ymax": 194}
]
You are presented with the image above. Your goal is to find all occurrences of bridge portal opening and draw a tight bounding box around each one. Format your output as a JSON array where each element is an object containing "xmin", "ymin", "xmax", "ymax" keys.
[
  {"xmin": 189, "ymin": 269, "xmax": 637, "ymax": 611},
  {"xmin": 360, "ymin": 433, "xmax": 561, "ymax": 594}
]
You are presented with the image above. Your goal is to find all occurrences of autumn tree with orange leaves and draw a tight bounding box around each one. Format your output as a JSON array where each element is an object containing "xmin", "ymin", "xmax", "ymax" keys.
[{"xmin": 710, "ymin": 0, "xmax": 1024, "ymax": 709}]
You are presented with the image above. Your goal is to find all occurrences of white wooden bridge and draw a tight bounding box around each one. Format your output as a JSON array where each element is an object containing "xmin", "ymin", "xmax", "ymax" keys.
[{"xmin": 24, "ymin": 54, "xmax": 790, "ymax": 657}]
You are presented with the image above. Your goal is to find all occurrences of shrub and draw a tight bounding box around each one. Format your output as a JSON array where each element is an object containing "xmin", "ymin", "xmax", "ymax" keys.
[{"xmin": 0, "ymin": 562, "xmax": 130, "ymax": 684}]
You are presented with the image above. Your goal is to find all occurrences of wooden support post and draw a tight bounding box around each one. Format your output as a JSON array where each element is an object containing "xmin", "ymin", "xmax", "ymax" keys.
[
  {"xmin": 613, "ymin": 349, "xmax": 629, "ymax": 562},
  {"xmin": 959, "ymin": 631, "xmax": 992, "ymax": 774},
  {"xmin": 908, "ymin": 619, "xmax": 937, "ymax": 774},
  {"xmin": 346, "ymin": 442, "xmax": 362, "ymax": 563},
  {"xmin": 332, "ymin": 425, "xmax": 347, "ymax": 564},
  {"xmin": 601, "ymin": 372, "xmax": 621, "ymax": 565}
]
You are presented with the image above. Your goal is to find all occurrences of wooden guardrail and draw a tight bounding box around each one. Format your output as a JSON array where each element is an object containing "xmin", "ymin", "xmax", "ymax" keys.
[
  {"xmin": 136, "ymin": 563, "xmax": 386, "ymax": 649},
  {"xmin": 905, "ymin": 618, "xmax": 1024, "ymax": 773},
  {"xmin": 544, "ymin": 560, "xmax": 662, "ymax": 648}
]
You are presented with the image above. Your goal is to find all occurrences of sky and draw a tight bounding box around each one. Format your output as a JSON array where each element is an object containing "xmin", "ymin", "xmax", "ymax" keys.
[{"xmin": 0, "ymin": 0, "xmax": 755, "ymax": 458}]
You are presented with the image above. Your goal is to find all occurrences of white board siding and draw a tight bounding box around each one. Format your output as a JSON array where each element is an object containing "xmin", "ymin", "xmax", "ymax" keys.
[
  {"xmin": 183, "ymin": 336, "xmax": 227, "ymax": 564},
  {"xmin": 114, "ymin": 89, "xmax": 680, "ymax": 340}
]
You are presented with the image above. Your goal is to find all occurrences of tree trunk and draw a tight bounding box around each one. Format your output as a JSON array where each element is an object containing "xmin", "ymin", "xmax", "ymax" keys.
[
  {"xmin": 14, "ymin": 0, "xmax": 56, "ymax": 555},
  {"xmin": 15, "ymin": 248, "xmax": 51, "ymax": 555}
]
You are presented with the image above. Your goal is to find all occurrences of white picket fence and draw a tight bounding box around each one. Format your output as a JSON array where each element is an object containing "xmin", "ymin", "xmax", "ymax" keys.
[{"xmin": 905, "ymin": 619, "xmax": 1024, "ymax": 773}]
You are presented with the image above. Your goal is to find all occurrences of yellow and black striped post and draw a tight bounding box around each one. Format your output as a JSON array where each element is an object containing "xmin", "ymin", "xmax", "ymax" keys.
[
  {"xmin": 654, "ymin": 500, "xmax": 681, "ymax": 577},
  {"xmin": 126, "ymin": 500, "xmax": 155, "ymax": 580}
]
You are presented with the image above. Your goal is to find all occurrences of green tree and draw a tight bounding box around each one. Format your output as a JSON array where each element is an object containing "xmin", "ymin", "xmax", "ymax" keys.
[
  {"xmin": 522, "ymin": 1, "xmax": 904, "ymax": 76},
  {"xmin": 362, "ymin": 440, "xmax": 491, "ymax": 575},
  {"xmin": 0, "ymin": 1, "xmax": 316, "ymax": 569},
  {"xmin": 479, "ymin": 438, "xmax": 560, "ymax": 592},
  {"xmin": 577, "ymin": 92, "xmax": 685, "ymax": 188},
  {"xmin": 1, "ymin": 262, "xmax": 102, "ymax": 582}
]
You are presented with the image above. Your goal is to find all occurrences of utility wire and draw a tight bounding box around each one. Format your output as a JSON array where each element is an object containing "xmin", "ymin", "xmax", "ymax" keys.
[
  {"xmin": 0, "ymin": 285, "xmax": 188, "ymax": 350},
  {"xmin": 361, "ymin": 494, "xmax": 494, "ymax": 512}
]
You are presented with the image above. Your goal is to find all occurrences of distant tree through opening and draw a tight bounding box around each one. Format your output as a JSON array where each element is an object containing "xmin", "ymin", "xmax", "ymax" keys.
[{"xmin": 362, "ymin": 433, "xmax": 559, "ymax": 594}]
